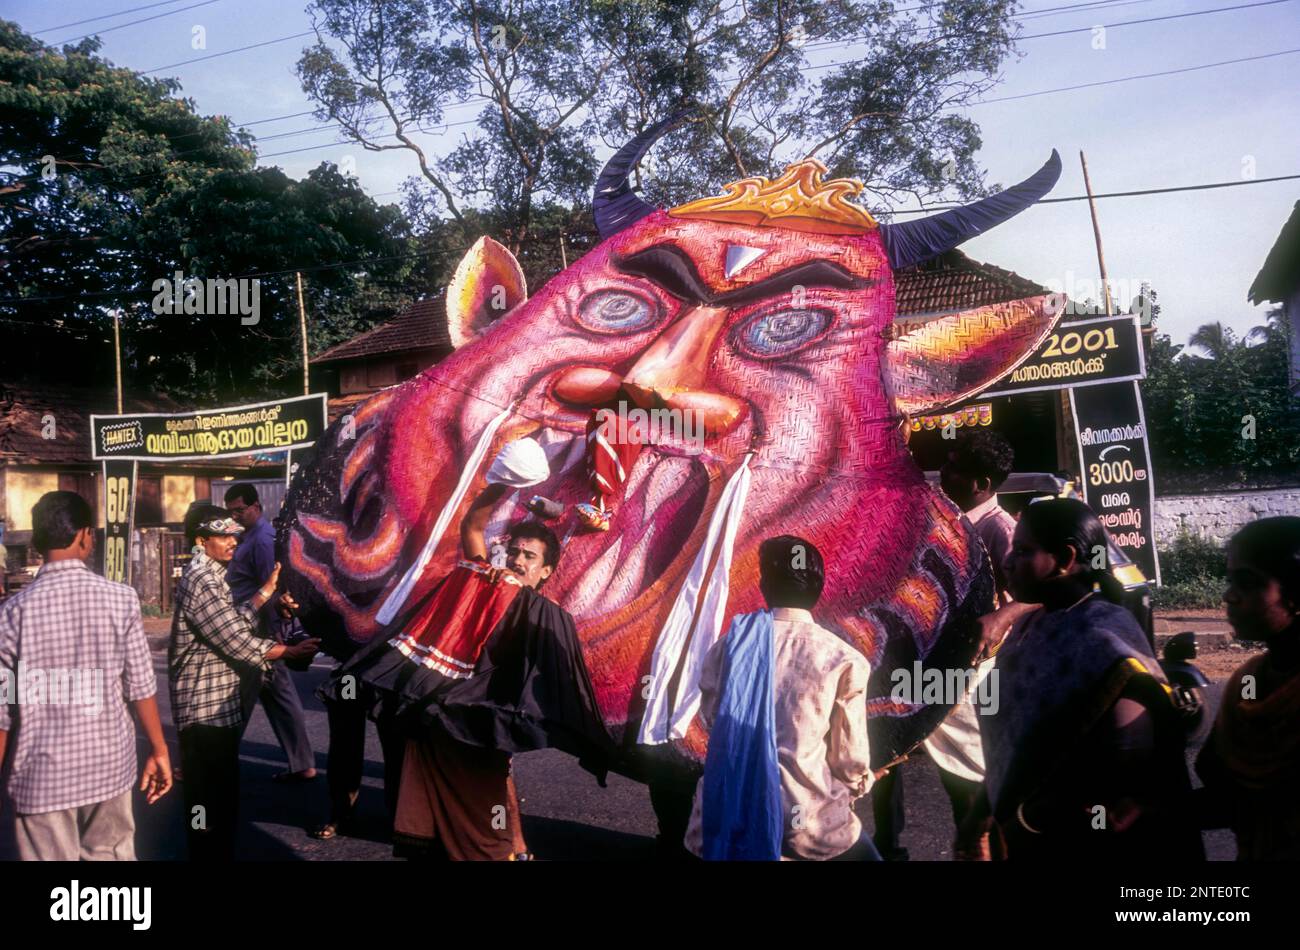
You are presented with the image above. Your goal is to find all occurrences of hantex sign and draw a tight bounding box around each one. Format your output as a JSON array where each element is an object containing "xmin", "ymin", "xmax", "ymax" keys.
[{"xmin": 91, "ymin": 394, "xmax": 328, "ymax": 462}]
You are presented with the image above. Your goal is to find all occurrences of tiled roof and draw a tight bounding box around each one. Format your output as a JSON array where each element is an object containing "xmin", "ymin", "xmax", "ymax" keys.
[
  {"xmin": 0, "ymin": 384, "xmax": 182, "ymax": 466},
  {"xmin": 895, "ymin": 249, "xmax": 1050, "ymax": 316},
  {"xmin": 0, "ymin": 383, "xmax": 282, "ymax": 469},
  {"xmin": 312, "ymin": 297, "xmax": 452, "ymax": 364}
]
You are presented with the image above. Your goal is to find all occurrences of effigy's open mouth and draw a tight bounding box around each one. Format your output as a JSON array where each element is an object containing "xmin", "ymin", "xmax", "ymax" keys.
[{"xmin": 491, "ymin": 422, "xmax": 716, "ymax": 621}]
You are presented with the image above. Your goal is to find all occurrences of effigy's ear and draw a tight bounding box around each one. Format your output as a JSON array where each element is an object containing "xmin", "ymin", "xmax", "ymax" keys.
[
  {"xmin": 446, "ymin": 236, "xmax": 528, "ymax": 348},
  {"xmin": 884, "ymin": 295, "xmax": 1059, "ymax": 417}
]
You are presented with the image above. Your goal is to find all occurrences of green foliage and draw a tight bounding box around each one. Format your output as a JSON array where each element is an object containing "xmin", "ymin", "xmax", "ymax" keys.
[
  {"xmin": 1152, "ymin": 529, "xmax": 1226, "ymax": 609},
  {"xmin": 1141, "ymin": 309, "xmax": 1300, "ymax": 488},
  {"xmin": 1151, "ymin": 578, "xmax": 1224, "ymax": 610},
  {"xmin": 1159, "ymin": 529, "xmax": 1226, "ymax": 586},
  {"xmin": 298, "ymin": 0, "xmax": 1022, "ymax": 248},
  {"xmin": 0, "ymin": 21, "xmax": 418, "ymax": 405}
]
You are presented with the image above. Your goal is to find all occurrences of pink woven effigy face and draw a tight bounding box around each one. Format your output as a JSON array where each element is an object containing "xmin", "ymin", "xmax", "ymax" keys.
[{"xmin": 281, "ymin": 205, "xmax": 1051, "ymax": 764}]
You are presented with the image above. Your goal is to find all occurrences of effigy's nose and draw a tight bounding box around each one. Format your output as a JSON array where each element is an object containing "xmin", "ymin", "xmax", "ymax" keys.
[
  {"xmin": 620, "ymin": 304, "xmax": 747, "ymax": 438},
  {"xmin": 550, "ymin": 304, "xmax": 748, "ymax": 439}
]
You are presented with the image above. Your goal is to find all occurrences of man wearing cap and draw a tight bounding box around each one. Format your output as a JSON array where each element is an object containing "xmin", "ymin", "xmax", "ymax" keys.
[{"xmin": 168, "ymin": 505, "xmax": 319, "ymax": 861}]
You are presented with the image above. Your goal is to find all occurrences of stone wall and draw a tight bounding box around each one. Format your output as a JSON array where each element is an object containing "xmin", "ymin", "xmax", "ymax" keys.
[{"xmin": 1154, "ymin": 487, "xmax": 1300, "ymax": 546}]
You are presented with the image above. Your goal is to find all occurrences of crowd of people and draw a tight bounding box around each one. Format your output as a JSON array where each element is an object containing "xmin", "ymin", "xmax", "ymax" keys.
[{"xmin": 1, "ymin": 428, "xmax": 1298, "ymax": 861}]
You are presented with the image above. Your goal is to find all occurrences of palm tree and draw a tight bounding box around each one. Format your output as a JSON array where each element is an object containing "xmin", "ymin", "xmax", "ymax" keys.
[
  {"xmin": 1246, "ymin": 307, "xmax": 1290, "ymax": 347},
  {"xmin": 1188, "ymin": 321, "xmax": 1238, "ymax": 360}
]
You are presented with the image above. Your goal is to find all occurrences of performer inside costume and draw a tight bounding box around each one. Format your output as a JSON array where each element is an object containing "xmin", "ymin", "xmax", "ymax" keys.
[{"xmin": 325, "ymin": 438, "xmax": 612, "ymax": 861}]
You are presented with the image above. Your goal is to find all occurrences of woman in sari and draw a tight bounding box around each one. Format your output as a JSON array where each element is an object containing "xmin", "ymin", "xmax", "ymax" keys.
[
  {"xmin": 980, "ymin": 498, "xmax": 1203, "ymax": 861},
  {"xmin": 1195, "ymin": 516, "xmax": 1300, "ymax": 860}
]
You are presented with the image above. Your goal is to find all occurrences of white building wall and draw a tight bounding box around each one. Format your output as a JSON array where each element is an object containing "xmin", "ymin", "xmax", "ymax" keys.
[{"xmin": 1155, "ymin": 487, "xmax": 1300, "ymax": 546}]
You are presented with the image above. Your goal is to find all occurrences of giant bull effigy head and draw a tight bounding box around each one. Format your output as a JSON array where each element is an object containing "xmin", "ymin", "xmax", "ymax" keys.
[{"xmin": 279, "ymin": 117, "xmax": 1062, "ymax": 767}]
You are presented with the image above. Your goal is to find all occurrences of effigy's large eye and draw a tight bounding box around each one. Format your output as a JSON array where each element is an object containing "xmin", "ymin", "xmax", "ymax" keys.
[
  {"xmin": 733, "ymin": 307, "xmax": 832, "ymax": 359},
  {"xmin": 576, "ymin": 289, "xmax": 659, "ymax": 335}
]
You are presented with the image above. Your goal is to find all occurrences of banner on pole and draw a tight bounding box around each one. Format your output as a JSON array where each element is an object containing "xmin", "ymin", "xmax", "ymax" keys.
[
  {"xmin": 1069, "ymin": 380, "xmax": 1161, "ymax": 585},
  {"xmin": 102, "ymin": 459, "xmax": 137, "ymax": 585},
  {"xmin": 90, "ymin": 393, "xmax": 328, "ymax": 462}
]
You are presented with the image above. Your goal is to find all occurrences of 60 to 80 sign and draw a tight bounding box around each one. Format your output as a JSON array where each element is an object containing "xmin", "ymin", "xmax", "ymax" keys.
[{"xmin": 104, "ymin": 475, "xmax": 131, "ymax": 581}]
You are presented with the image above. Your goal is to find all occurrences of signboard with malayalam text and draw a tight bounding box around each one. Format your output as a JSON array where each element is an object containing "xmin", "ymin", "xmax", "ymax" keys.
[
  {"xmin": 1069, "ymin": 380, "xmax": 1161, "ymax": 586},
  {"xmin": 982, "ymin": 313, "xmax": 1145, "ymax": 399},
  {"xmin": 91, "ymin": 393, "xmax": 328, "ymax": 462}
]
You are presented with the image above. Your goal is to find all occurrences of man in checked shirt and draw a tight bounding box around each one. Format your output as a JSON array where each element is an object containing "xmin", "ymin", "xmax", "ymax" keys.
[
  {"xmin": 169, "ymin": 504, "xmax": 318, "ymax": 861},
  {"xmin": 0, "ymin": 491, "xmax": 172, "ymax": 860}
]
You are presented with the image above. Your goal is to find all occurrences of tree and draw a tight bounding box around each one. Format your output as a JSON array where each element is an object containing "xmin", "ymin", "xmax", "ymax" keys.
[
  {"xmin": 0, "ymin": 20, "xmax": 416, "ymax": 404},
  {"xmin": 1142, "ymin": 315, "xmax": 1300, "ymax": 489},
  {"xmin": 297, "ymin": 0, "xmax": 1023, "ymax": 252},
  {"xmin": 1187, "ymin": 320, "xmax": 1237, "ymax": 361},
  {"xmin": 1246, "ymin": 306, "xmax": 1290, "ymax": 349}
]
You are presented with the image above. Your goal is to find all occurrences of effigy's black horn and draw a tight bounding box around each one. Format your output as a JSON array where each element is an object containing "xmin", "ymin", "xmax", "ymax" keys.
[
  {"xmin": 593, "ymin": 112, "xmax": 691, "ymax": 239},
  {"xmin": 880, "ymin": 150, "xmax": 1062, "ymax": 271}
]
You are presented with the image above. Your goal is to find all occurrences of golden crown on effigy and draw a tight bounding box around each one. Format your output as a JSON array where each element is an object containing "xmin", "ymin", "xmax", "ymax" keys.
[{"xmin": 669, "ymin": 159, "xmax": 879, "ymax": 235}]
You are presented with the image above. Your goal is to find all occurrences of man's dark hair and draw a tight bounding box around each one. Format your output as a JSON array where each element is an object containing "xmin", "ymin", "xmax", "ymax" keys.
[
  {"xmin": 758, "ymin": 534, "xmax": 825, "ymax": 609},
  {"xmin": 948, "ymin": 429, "xmax": 1015, "ymax": 490},
  {"xmin": 1231, "ymin": 516, "xmax": 1300, "ymax": 607},
  {"xmin": 32, "ymin": 491, "xmax": 93, "ymax": 555},
  {"xmin": 224, "ymin": 483, "xmax": 260, "ymax": 506},
  {"xmin": 507, "ymin": 520, "xmax": 561, "ymax": 568},
  {"xmin": 185, "ymin": 504, "xmax": 234, "ymax": 546}
]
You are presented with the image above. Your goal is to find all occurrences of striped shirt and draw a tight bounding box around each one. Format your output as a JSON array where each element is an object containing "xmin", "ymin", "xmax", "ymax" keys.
[
  {"xmin": 0, "ymin": 559, "xmax": 156, "ymax": 815},
  {"xmin": 168, "ymin": 552, "xmax": 272, "ymax": 730}
]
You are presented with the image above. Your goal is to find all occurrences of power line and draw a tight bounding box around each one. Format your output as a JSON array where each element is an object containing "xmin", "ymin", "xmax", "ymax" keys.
[
  {"xmin": 34, "ymin": 0, "xmax": 195, "ymax": 34},
  {"xmin": 51, "ymin": 0, "xmax": 227, "ymax": 46},
  {"xmin": 798, "ymin": 0, "xmax": 1159, "ymax": 53},
  {"xmin": 884, "ymin": 172, "xmax": 1300, "ymax": 215},
  {"xmin": 6, "ymin": 5, "xmax": 1294, "ymax": 192},
  {"xmin": 3, "ymin": 39, "xmax": 1290, "ymax": 198},
  {"xmin": 1019, "ymin": 0, "xmax": 1293, "ymax": 40},
  {"xmin": 3, "ymin": 170, "xmax": 1297, "ymax": 307},
  {"xmin": 971, "ymin": 47, "xmax": 1300, "ymax": 104},
  {"xmin": 19, "ymin": 0, "xmax": 1240, "ymax": 161},
  {"xmin": 122, "ymin": 0, "xmax": 1179, "ymax": 132},
  {"xmin": 141, "ymin": 31, "xmax": 315, "ymax": 75},
  {"xmin": 795, "ymin": 0, "xmax": 1296, "ymax": 74}
]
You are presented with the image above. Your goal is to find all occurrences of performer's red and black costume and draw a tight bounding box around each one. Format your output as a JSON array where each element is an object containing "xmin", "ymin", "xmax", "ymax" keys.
[{"xmin": 321, "ymin": 557, "xmax": 612, "ymax": 858}]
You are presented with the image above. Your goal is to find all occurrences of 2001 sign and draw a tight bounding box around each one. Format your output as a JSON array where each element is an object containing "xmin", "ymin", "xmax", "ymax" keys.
[{"xmin": 1041, "ymin": 326, "xmax": 1119, "ymax": 358}]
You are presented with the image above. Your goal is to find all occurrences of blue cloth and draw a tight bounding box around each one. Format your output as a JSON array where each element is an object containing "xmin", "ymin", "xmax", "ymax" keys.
[
  {"xmin": 701, "ymin": 610, "xmax": 782, "ymax": 861},
  {"xmin": 226, "ymin": 517, "xmax": 275, "ymax": 632}
]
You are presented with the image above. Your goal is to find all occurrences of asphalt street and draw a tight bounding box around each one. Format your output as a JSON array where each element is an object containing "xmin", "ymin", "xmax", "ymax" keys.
[{"xmin": 1, "ymin": 641, "xmax": 1236, "ymax": 861}]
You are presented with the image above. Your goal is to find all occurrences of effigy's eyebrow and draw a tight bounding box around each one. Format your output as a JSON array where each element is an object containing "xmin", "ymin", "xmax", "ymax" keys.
[
  {"xmin": 614, "ymin": 245, "xmax": 872, "ymax": 308},
  {"xmin": 713, "ymin": 260, "xmax": 872, "ymax": 308},
  {"xmin": 614, "ymin": 245, "xmax": 711, "ymax": 304}
]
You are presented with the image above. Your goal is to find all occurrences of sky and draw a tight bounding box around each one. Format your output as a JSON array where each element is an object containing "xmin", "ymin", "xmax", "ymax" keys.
[{"xmin": 3, "ymin": 0, "xmax": 1299, "ymax": 345}]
